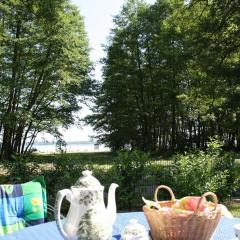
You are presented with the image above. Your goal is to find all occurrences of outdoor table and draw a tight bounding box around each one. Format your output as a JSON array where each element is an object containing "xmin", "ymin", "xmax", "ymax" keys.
[{"xmin": 1, "ymin": 212, "xmax": 239, "ymax": 240}]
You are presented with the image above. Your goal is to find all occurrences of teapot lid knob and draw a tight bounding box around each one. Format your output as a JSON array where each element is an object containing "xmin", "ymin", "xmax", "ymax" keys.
[
  {"xmin": 82, "ymin": 170, "xmax": 92, "ymax": 177},
  {"xmin": 74, "ymin": 169, "xmax": 103, "ymax": 189}
]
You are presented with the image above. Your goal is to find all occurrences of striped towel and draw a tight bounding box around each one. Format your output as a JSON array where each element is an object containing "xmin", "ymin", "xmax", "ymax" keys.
[{"xmin": 0, "ymin": 176, "xmax": 47, "ymax": 236}]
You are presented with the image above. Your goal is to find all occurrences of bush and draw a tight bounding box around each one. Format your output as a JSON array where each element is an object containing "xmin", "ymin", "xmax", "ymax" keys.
[
  {"xmin": 43, "ymin": 153, "xmax": 95, "ymax": 213},
  {"xmin": 111, "ymin": 150, "xmax": 149, "ymax": 210},
  {"xmin": 2, "ymin": 155, "xmax": 41, "ymax": 183},
  {"xmin": 170, "ymin": 138, "xmax": 238, "ymax": 200},
  {"xmin": 1, "ymin": 153, "xmax": 92, "ymax": 216}
]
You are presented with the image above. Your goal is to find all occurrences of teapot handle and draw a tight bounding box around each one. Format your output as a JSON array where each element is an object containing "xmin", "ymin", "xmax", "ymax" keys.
[{"xmin": 55, "ymin": 189, "xmax": 73, "ymax": 240}]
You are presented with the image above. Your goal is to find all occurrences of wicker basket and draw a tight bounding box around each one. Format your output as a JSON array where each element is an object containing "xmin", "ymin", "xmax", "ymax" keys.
[{"xmin": 143, "ymin": 185, "xmax": 222, "ymax": 240}]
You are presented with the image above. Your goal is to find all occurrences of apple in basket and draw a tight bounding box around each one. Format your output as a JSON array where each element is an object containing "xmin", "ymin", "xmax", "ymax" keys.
[{"xmin": 172, "ymin": 196, "xmax": 207, "ymax": 212}]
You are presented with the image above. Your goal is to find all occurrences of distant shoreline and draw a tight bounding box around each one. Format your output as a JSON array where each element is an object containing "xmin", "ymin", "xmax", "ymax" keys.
[
  {"xmin": 32, "ymin": 141, "xmax": 110, "ymax": 153},
  {"xmin": 33, "ymin": 140, "xmax": 97, "ymax": 145},
  {"xmin": 33, "ymin": 150, "xmax": 111, "ymax": 155}
]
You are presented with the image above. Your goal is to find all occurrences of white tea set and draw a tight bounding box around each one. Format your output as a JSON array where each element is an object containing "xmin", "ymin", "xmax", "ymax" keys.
[
  {"xmin": 54, "ymin": 170, "xmax": 118, "ymax": 240},
  {"xmin": 54, "ymin": 170, "xmax": 149, "ymax": 240}
]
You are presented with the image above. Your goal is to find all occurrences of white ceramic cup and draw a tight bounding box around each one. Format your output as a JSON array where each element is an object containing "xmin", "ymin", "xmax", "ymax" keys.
[{"xmin": 234, "ymin": 224, "xmax": 240, "ymax": 239}]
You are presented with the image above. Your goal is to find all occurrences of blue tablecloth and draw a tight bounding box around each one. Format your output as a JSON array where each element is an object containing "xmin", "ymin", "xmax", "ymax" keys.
[{"xmin": 1, "ymin": 212, "xmax": 239, "ymax": 240}]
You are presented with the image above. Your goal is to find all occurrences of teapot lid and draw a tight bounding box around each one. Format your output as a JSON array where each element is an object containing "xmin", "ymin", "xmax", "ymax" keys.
[
  {"xmin": 74, "ymin": 170, "xmax": 103, "ymax": 189},
  {"xmin": 121, "ymin": 219, "xmax": 149, "ymax": 240}
]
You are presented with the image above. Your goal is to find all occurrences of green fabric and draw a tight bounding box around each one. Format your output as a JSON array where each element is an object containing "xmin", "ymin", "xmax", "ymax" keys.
[
  {"xmin": 32, "ymin": 176, "xmax": 47, "ymax": 219},
  {"xmin": 0, "ymin": 176, "xmax": 47, "ymax": 236},
  {"xmin": 0, "ymin": 221, "xmax": 26, "ymax": 236},
  {"xmin": 22, "ymin": 182, "xmax": 45, "ymax": 222}
]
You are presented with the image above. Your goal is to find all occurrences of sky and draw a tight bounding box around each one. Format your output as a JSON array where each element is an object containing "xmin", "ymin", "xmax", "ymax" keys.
[
  {"xmin": 72, "ymin": 0, "xmax": 126, "ymax": 80},
  {"xmin": 39, "ymin": 0, "xmax": 156, "ymax": 142}
]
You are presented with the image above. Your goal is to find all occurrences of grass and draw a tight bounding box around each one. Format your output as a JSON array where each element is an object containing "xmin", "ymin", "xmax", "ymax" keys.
[
  {"xmin": 32, "ymin": 151, "xmax": 239, "ymax": 217},
  {"xmin": 1, "ymin": 151, "xmax": 240, "ymax": 214},
  {"xmin": 226, "ymin": 201, "xmax": 240, "ymax": 217},
  {"xmin": 26, "ymin": 152, "xmax": 173, "ymax": 174},
  {"xmin": 31, "ymin": 151, "xmax": 116, "ymax": 164}
]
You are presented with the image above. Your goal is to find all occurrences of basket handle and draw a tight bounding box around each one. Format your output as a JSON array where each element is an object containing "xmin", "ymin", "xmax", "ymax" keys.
[
  {"xmin": 194, "ymin": 192, "xmax": 218, "ymax": 215},
  {"xmin": 154, "ymin": 185, "xmax": 176, "ymax": 202}
]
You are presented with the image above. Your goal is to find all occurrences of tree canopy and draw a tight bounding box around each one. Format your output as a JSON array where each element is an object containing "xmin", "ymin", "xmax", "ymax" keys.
[
  {"xmin": 86, "ymin": 0, "xmax": 240, "ymax": 153},
  {"xmin": 0, "ymin": 0, "xmax": 90, "ymax": 159}
]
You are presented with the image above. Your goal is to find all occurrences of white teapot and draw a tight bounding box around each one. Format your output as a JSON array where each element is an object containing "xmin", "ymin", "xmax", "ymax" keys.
[{"xmin": 55, "ymin": 170, "xmax": 118, "ymax": 240}]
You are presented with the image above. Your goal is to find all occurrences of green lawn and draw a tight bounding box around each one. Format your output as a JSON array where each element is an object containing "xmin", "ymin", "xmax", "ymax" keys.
[
  {"xmin": 31, "ymin": 151, "xmax": 116, "ymax": 164},
  {"xmin": 28, "ymin": 151, "xmax": 173, "ymax": 174},
  {"xmin": 1, "ymin": 151, "xmax": 240, "ymax": 215},
  {"xmin": 226, "ymin": 201, "xmax": 240, "ymax": 217}
]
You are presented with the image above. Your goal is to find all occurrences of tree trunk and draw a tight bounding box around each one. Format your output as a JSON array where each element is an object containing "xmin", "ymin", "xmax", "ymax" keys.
[
  {"xmin": 171, "ymin": 104, "xmax": 176, "ymax": 150},
  {"xmin": 135, "ymin": 41, "xmax": 147, "ymax": 151},
  {"xmin": 1, "ymin": 21, "xmax": 21, "ymax": 160},
  {"xmin": 21, "ymin": 121, "xmax": 33, "ymax": 154},
  {"xmin": 237, "ymin": 128, "xmax": 240, "ymax": 151},
  {"xmin": 13, "ymin": 124, "xmax": 25, "ymax": 153}
]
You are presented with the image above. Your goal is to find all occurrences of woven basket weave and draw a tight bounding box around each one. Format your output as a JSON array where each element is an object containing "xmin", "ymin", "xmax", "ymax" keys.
[{"xmin": 143, "ymin": 185, "xmax": 222, "ymax": 240}]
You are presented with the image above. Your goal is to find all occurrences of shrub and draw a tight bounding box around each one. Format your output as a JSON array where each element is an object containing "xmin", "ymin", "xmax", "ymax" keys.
[
  {"xmin": 111, "ymin": 150, "xmax": 149, "ymax": 210},
  {"xmin": 43, "ymin": 153, "xmax": 94, "ymax": 211},
  {"xmin": 2, "ymin": 155, "xmax": 40, "ymax": 183},
  {"xmin": 170, "ymin": 138, "xmax": 238, "ymax": 200}
]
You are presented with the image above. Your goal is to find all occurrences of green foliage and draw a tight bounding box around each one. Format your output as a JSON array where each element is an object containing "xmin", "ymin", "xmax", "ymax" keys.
[
  {"xmin": 2, "ymin": 155, "xmax": 40, "ymax": 183},
  {"xmin": 56, "ymin": 139, "xmax": 67, "ymax": 154},
  {"xmin": 45, "ymin": 153, "xmax": 92, "ymax": 208},
  {"xmin": 87, "ymin": 0, "xmax": 240, "ymax": 153},
  {"xmin": 171, "ymin": 138, "xmax": 238, "ymax": 200},
  {"xmin": 1, "ymin": 151, "xmax": 239, "ymax": 213},
  {"xmin": 0, "ymin": 0, "xmax": 91, "ymax": 159},
  {"xmin": 226, "ymin": 201, "xmax": 240, "ymax": 218},
  {"xmin": 111, "ymin": 150, "xmax": 149, "ymax": 210}
]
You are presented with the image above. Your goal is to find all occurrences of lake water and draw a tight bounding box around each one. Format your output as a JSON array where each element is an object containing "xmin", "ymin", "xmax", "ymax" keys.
[{"xmin": 32, "ymin": 141, "xmax": 110, "ymax": 153}]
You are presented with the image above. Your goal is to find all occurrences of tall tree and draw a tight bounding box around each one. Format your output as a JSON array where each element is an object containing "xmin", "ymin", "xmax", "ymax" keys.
[
  {"xmin": 87, "ymin": 0, "xmax": 186, "ymax": 152},
  {"xmin": 87, "ymin": 0, "xmax": 240, "ymax": 153},
  {"xmin": 0, "ymin": 0, "xmax": 90, "ymax": 159}
]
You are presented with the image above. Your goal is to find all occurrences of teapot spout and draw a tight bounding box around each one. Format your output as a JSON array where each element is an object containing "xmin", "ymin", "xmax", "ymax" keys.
[{"xmin": 107, "ymin": 183, "xmax": 118, "ymax": 224}]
